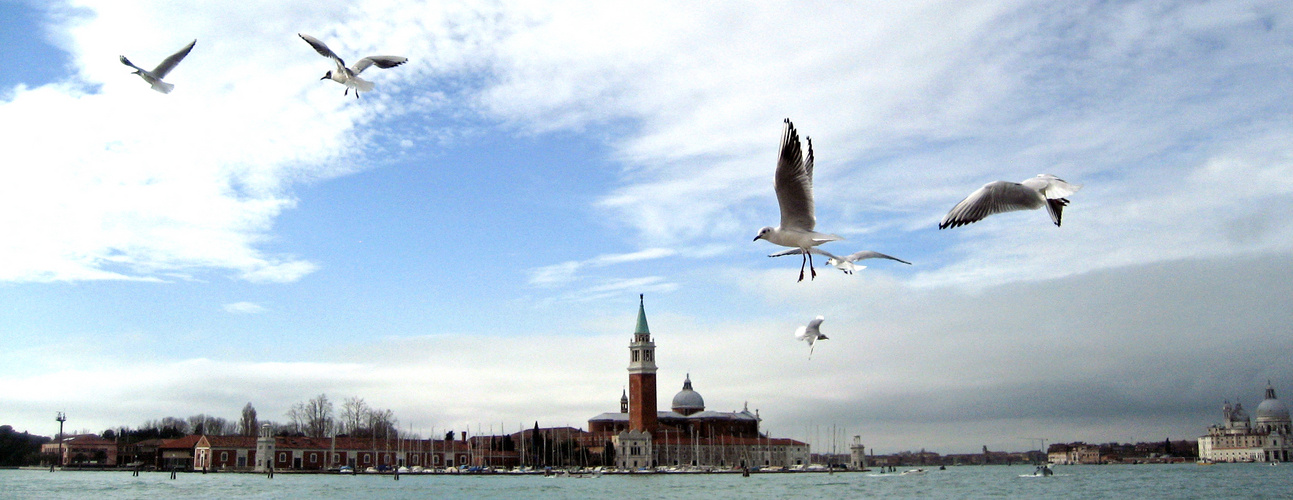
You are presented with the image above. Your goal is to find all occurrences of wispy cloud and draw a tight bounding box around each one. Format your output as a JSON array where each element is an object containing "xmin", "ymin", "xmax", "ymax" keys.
[
  {"xmin": 526, "ymin": 247, "xmax": 678, "ymax": 287},
  {"xmin": 223, "ymin": 302, "xmax": 267, "ymax": 314}
]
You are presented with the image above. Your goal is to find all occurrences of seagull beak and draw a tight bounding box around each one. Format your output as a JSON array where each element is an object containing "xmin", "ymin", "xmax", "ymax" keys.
[
  {"xmin": 320, "ymin": 75, "xmax": 329, "ymax": 80},
  {"xmin": 752, "ymin": 235, "xmax": 761, "ymax": 242}
]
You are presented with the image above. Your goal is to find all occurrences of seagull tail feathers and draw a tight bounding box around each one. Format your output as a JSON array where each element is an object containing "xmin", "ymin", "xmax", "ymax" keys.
[
  {"xmin": 150, "ymin": 80, "xmax": 175, "ymax": 94},
  {"xmin": 352, "ymin": 77, "xmax": 375, "ymax": 93}
]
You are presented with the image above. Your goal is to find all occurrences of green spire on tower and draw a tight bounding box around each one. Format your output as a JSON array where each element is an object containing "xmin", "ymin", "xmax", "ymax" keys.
[{"xmin": 635, "ymin": 293, "xmax": 650, "ymax": 335}]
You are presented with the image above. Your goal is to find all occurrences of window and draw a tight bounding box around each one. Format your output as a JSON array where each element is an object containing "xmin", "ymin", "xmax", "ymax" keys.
[
  {"xmin": 220, "ymin": 451, "xmax": 228, "ymax": 462},
  {"xmin": 333, "ymin": 453, "xmax": 341, "ymax": 463},
  {"xmin": 645, "ymin": 351, "xmax": 652, "ymax": 361},
  {"xmin": 309, "ymin": 453, "xmax": 318, "ymax": 463},
  {"xmin": 364, "ymin": 454, "xmax": 371, "ymax": 464},
  {"xmin": 279, "ymin": 452, "xmax": 287, "ymax": 461},
  {"xmin": 632, "ymin": 350, "xmax": 639, "ymax": 362}
]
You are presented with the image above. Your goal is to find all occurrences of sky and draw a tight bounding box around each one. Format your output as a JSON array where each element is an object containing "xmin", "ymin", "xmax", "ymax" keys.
[{"xmin": 1, "ymin": 0, "xmax": 1292, "ymax": 455}]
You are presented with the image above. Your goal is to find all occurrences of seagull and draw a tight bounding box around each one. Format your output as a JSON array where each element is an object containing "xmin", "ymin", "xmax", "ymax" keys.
[
  {"xmin": 769, "ymin": 247, "xmax": 911, "ymax": 274},
  {"xmin": 753, "ymin": 119, "xmax": 843, "ymax": 282},
  {"xmin": 119, "ymin": 39, "xmax": 196, "ymax": 94},
  {"xmin": 939, "ymin": 174, "xmax": 1082, "ymax": 229},
  {"xmin": 794, "ymin": 316, "xmax": 827, "ymax": 358},
  {"xmin": 299, "ymin": 33, "xmax": 407, "ymax": 98}
]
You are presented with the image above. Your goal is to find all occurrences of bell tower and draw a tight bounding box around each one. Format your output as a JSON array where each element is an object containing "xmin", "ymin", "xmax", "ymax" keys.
[{"xmin": 628, "ymin": 294, "xmax": 658, "ymax": 432}]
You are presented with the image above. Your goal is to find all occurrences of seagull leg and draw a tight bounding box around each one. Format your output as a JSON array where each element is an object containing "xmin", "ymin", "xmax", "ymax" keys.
[
  {"xmin": 809, "ymin": 254, "xmax": 817, "ymax": 280},
  {"xmin": 797, "ymin": 252, "xmax": 807, "ymax": 282}
]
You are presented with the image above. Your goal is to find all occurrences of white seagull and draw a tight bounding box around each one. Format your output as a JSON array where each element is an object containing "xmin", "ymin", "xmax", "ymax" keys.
[
  {"xmin": 794, "ymin": 316, "xmax": 827, "ymax": 359},
  {"xmin": 769, "ymin": 247, "xmax": 911, "ymax": 275},
  {"xmin": 119, "ymin": 39, "xmax": 196, "ymax": 94},
  {"xmin": 299, "ymin": 33, "xmax": 408, "ymax": 98},
  {"xmin": 939, "ymin": 174, "xmax": 1082, "ymax": 229},
  {"xmin": 753, "ymin": 119, "xmax": 843, "ymax": 282}
]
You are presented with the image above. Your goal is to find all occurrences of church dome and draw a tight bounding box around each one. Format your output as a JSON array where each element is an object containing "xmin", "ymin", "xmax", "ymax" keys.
[
  {"xmin": 1257, "ymin": 384, "xmax": 1291, "ymax": 422},
  {"xmin": 671, "ymin": 374, "xmax": 705, "ymax": 415}
]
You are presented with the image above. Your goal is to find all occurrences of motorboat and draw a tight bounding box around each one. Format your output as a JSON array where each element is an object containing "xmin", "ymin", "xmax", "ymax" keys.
[{"xmin": 900, "ymin": 468, "xmax": 927, "ymax": 475}]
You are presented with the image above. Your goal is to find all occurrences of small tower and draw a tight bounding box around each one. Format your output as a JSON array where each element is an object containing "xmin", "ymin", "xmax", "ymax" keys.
[
  {"xmin": 620, "ymin": 389, "xmax": 629, "ymax": 414},
  {"xmin": 627, "ymin": 294, "xmax": 658, "ymax": 432},
  {"xmin": 255, "ymin": 423, "xmax": 276, "ymax": 472}
]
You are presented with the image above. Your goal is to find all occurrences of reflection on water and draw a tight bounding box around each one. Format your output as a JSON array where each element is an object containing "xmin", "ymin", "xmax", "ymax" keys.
[{"xmin": 4, "ymin": 463, "xmax": 1293, "ymax": 500}]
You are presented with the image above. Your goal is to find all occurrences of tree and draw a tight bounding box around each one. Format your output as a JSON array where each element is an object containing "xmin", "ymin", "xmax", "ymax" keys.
[
  {"xmin": 287, "ymin": 394, "xmax": 335, "ymax": 438},
  {"xmin": 0, "ymin": 425, "xmax": 51, "ymax": 466},
  {"xmin": 340, "ymin": 397, "xmax": 370, "ymax": 436},
  {"xmin": 241, "ymin": 403, "xmax": 258, "ymax": 436}
]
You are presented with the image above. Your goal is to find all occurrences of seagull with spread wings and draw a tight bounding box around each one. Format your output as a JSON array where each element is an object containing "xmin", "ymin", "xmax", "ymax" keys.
[
  {"xmin": 769, "ymin": 247, "xmax": 911, "ymax": 274},
  {"xmin": 299, "ymin": 33, "xmax": 407, "ymax": 98},
  {"xmin": 119, "ymin": 39, "xmax": 196, "ymax": 94},
  {"xmin": 795, "ymin": 316, "xmax": 828, "ymax": 359},
  {"xmin": 939, "ymin": 174, "xmax": 1082, "ymax": 229},
  {"xmin": 753, "ymin": 119, "xmax": 843, "ymax": 282}
]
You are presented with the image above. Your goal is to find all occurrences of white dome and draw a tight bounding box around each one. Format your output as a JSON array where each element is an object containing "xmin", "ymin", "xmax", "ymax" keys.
[
  {"xmin": 1257, "ymin": 384, "xmax": 1290, "ymax": 422},
  {"xmin": 671, "ymin": 374, "xmax": 705, "ymax": 413},
  {"xmin": 1257, "ymin": 398, "xmax": 1289, "ymax": 421}
]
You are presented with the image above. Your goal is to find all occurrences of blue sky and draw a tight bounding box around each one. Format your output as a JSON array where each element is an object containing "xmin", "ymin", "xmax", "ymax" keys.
[{"xmin": 2, "ymin": 0, "xmax": 1293, "ymax": 454}]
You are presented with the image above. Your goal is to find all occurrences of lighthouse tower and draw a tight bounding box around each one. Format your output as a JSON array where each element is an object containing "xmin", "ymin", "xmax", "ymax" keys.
[{"xmin": 628, "ymin": 294, "xmax": 658, "ymax": 432}]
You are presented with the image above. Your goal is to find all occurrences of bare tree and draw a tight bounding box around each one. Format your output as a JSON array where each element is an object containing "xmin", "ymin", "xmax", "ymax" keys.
[
  {"xmin": 339, "ymin": 397, "xmax": 369, "ymax": 436},
  {"xmin": 287, "ymin": 394, "xmax": 334, "ymax": 438},
  {"xmin": 240, "ymin": 403, "xmax": 258, "ymax": 436}
]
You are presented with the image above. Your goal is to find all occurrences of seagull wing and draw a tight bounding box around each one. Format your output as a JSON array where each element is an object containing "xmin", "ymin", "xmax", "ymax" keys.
[
  {"xmin": 119, "ymin": 55, "xmax": 144, "ymax": 72},
  {"xmin": 939, "ymin": 181, "xmax": 1043, "ymax": 229},
  {"xmin": 299, "ymin": 33, "xmax": 346, "ymax": 70},
  {"xmin": 774, "ymin": 119, "xmax": 816, "ymax": 232},
  {"xmin": 768, "ymin": 248, "xmax": 805, "ymax": 258},
  {"xmin": 151, "ymin": 39, "xmax": 195, "ymax": 78},
  {"xmin": 352, "ymin": 56, "xmax": 408, "ymax": 74},
  {"xmin": 843, "ymin": 250, "xmax": 912, "ymax": 265}
]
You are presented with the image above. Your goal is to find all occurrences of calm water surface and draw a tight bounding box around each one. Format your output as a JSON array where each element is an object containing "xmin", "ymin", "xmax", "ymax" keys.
[{"xmin": 3, "ymin": 464, "xmax": 1292, "ymax": 499}]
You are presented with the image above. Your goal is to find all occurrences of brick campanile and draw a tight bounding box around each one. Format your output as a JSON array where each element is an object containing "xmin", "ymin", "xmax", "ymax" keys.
[{"xmin": 627, "ymin": 294, "xmax": 658, "ymax": 433}]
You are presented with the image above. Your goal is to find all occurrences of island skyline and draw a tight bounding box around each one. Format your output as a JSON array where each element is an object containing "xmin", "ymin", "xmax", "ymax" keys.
[{"xmin": 2, "ymin": 1, "xmax": 1292, "ymax": 457}]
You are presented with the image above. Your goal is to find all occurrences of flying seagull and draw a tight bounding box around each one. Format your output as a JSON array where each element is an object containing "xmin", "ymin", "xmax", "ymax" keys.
[
  {"xmin": 753, "ymin": 119, "xmax": 843, "ymax": 282},
  {"xmin": 299, "ymin": 33, "xmax": 408, "ymax": 98},
  {"xmin": 769, "ymin": 247, "xmax": 911, "ymax": 275},
  {"xmin": 939, "ymin": 174, "xmax": 1082, "ymax": 229},
  {"xmin": 119, "ymin": 39, "xmax": 196, "ymax": 94},
  {"xmin": 795, "ymin": 316, "xmax": 827, "ymax": 359}
]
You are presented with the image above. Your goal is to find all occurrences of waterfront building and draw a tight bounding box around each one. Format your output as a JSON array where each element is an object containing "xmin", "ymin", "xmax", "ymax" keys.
[
  {"xmin": 40, "ymin": 434, "xmax": 118, "ymax": 466},
  {"xmin": 587, "ymin": 295, "xmax": 810, "ymax": 469},
  {"xmin": 1198, "ymin": 382, "xmax": 1293, "ymax": 463}
]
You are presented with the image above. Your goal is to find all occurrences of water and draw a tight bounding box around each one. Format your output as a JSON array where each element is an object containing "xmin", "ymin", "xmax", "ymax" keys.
[{"xmin": 2, "ymin": 464, "xmax": 1291, "ymax": 499}]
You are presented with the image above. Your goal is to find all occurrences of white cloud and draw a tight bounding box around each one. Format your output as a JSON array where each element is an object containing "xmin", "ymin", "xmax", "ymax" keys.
[
  {"xmin": 5, "ymin": 253, "xmax": 1290, "ymax": 452},
  {"xmin": 223, "ymin": 302, "xmax": 267, "ymax": 314}
]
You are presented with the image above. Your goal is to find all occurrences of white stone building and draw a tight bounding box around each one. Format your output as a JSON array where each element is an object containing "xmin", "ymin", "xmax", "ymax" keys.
[{"xmin": 1199, "ymin": 383, "xmax": 1292, "ymax": 462}]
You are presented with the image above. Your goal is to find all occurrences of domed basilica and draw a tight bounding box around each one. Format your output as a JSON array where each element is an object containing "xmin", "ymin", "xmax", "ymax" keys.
[
  {"xmin": 1198, "ymin": 382, "xmax": 1292, "ymax": 462},
  {"xmin": 586, "ymin": 296, "xmax": 809, "ymax": 469}
]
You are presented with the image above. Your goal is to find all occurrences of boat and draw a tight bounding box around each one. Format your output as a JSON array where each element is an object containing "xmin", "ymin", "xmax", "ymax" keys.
[
  {"xmin": 1018, "ymin": 465, "xmax": 1054, "ymax": 478},
  {"xmin": 1196, "ymin": 459, "xmax": 1215, "ymax": 466},
  {"xmin": 900, "ymin": 468, "xmax": 927, "ymax": 475}
]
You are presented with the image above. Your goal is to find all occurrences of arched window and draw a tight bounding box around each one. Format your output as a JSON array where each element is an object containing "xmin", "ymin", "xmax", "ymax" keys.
[{"xmin": 220, "ymin": 451, "xmax": 228, "ymax": 462}]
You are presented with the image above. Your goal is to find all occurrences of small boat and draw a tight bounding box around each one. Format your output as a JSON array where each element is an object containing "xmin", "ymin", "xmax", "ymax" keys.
[
  {"xmin": 1196, "ymin": 459, "xmax": 1215, "ymax": 466},
  {"xmin": 900, "ymin": 468, "xmax": 927, "ymax": 475}
]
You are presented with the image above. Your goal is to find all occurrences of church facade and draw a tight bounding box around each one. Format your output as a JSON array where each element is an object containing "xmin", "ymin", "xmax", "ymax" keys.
[
  {"xmin": 588, "ymin": 296, "xmax": 809, "ymax": 469},
  {"xmin": 1198, "ymin": 383, "xmax": 1293, "ymax": 462}
]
